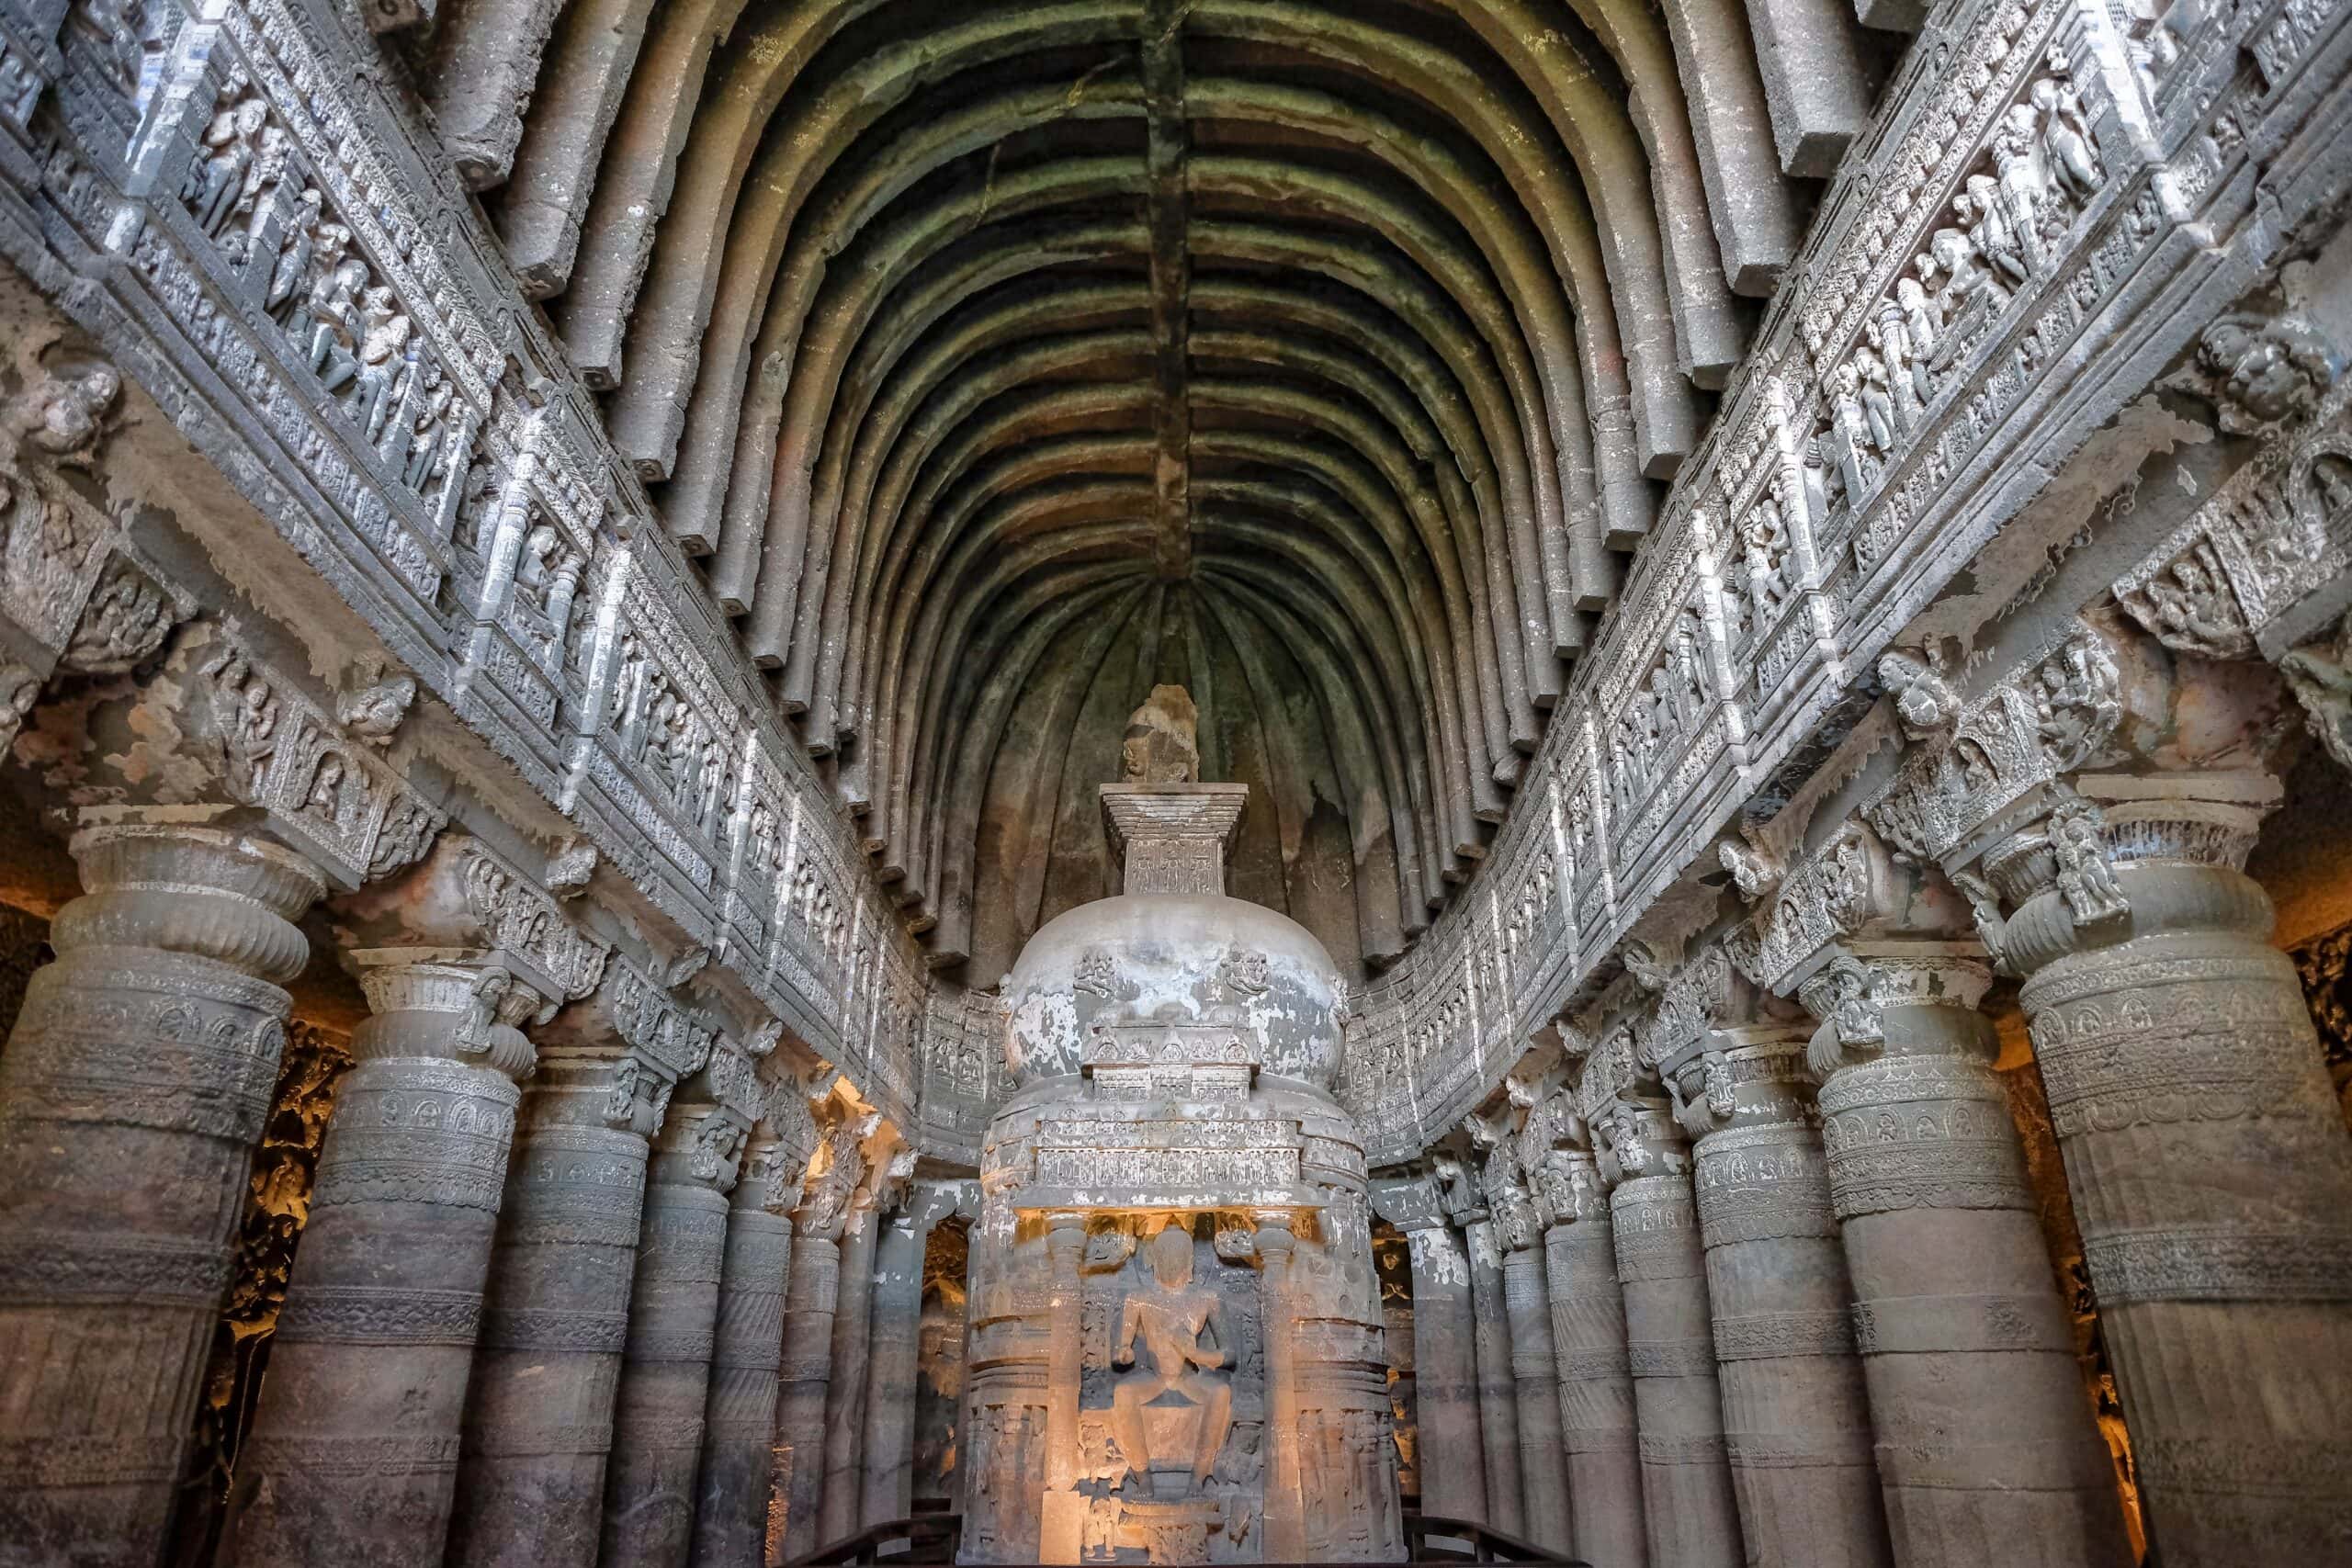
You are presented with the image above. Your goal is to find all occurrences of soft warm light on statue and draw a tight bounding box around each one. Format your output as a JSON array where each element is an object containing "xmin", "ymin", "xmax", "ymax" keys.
[{"xmin": 960, "ymin": 688, "xmax": 1402, "ymax": 1565}]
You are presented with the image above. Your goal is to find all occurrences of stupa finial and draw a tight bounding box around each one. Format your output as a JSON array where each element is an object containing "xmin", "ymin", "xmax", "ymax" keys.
[{"xmin": 1120, "ymin": 683, "xmax": 1200, "ymax": 784}]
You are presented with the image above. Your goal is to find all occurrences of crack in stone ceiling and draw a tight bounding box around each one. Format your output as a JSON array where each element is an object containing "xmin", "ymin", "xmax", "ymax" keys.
[{"xmin": 419, "ymin": 0, "xmax": 1897, "ymax": 976}]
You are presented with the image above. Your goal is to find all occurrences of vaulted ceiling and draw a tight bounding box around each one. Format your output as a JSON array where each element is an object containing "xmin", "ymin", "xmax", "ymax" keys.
[{"xmin": 416, "ymin": 0, "xmax": 1896, "ymax": 977}]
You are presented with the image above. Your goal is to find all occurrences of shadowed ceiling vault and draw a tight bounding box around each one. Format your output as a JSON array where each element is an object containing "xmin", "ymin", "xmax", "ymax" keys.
[{"xmin": 415, "ymin": 0, "xmax": 1897, "ymax": 976}]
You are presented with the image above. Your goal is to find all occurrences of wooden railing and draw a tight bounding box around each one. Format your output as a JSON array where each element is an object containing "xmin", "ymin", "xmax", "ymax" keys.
[{"xmin": 789, "ymin": 1508, "xmax": 1589, "ymax": 1564}]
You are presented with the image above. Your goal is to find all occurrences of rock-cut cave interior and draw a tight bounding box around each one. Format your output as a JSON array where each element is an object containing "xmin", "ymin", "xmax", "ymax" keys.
[{"xmin": 0, "ymin": 0, "xmax": 2350, "ymax": 1565}]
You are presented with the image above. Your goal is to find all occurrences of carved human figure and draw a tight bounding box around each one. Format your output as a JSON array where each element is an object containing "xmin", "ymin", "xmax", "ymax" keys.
[
  {"xmin": 12, "ymin": 360, "xmax": 121, "ymax": 460},
  {"xmin": 1872, "ymin": 299, "xmax": 1922, "ymax": 425},
  {"xmin": 303, "ymin": 235, "xmax": 368, "ymax": 389},
  {"xmin": 265, "ymin": 191, "xmax": 323, "ymax": 323},
  {"xmin": 1989, "ymin": 105, "xmax": 2051, "ymax": 268},
  {"xmin": 1122, "ymin": 683, "xmax": 1201, "ymax": 784},
  {"xmin": 1826, "ymin": 364, "xmax": 1871, "ymax": 496},
  {"xmin": 186, "ymin": 96, "xmax": 266, "ymax": 237},
  {"xmin": 1110, "ymin": 1226, "xmax": 1233, "ymax": 1496},
  {"xmin": 1924, "ymin": 217, "xmax": 2009, "ymax": 331},
  {"xmin": 1895, "ymin": 276, "xmax": 1939, "ymax": 401},
  {"xmin": 2032, "ymin": 64, "xmax": 2102, "ymax": 204},
  {"xmin": 1854, "ymin": 344, "xmax": 1898, "ymax": 451},
  {"xmin": 2195, "ymin": 311, "xmax": 2339, "ymax": 433},
  {"xmin": 350, "ymin": 286, "xmax": 412, "ymax": 439},
  {"xmin": 1962, "ymin": 174, "xmax": 2030, "ymax": 287}
]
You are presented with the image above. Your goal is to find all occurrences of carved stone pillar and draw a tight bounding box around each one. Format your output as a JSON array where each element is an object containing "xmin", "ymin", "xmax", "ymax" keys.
[
  {"xmin": 1037, "ymin": 1209, "xmax": 1088, "ymax": 1562},
  {"xmin": 1502, "ymin": 1235, "xmax": 1573, "ymax": 1551},
  {"xmin": 1369, "ymin": 1194, "xmax": 1486, "ymax": 1524},
  {"xmin": 447, "ymin": 1055, "xmax": 651, "ymax": 1568},
  {"xmin": 600, "ymin": 1105, "xmax": 745, "ymax": 1568},
  {"xmin": 1256, "ymin": 1210, "xmax": 1308, "ymax": 1565},
  {"xmin": 1542, "ymin": 1174, "xmax": 1650, "ymax": 1568},
  {"xmin": 690, "ymin": 1137, "xmax": 799, "ymax": 1568},
  {"xmin": 817, "ymin": 1190, "xmax": 882, "ymax": 1545},
  {"xmin": 1601, "ymin": 1095, "xmax": 1743, "ymax": 1568},
  {"xmin": 2001, "ymin": 774, "xmax": 2352, "ymax": 1561},
  {"xmin": 1462, "ymin": 1215, "xmax": 1526, "ymax": 1539},
  {"xmin": 771, "ymin": 1227, "xmax": 840, "ymax": 1563},
  {"xmin": 1476, "ymin": 1132, "xmax": 1573, "ymax": 1556},
  {"xmin": 1664, "ymin": 1030, "xmax": 1892, "ymax": 1568},
  {"xmin": 772, "ymin": 1111, "xmax": 869, "ymax": 1564},
  {"xmin": 1802, "ymin": 944, "xmax": 2129, "ymax": 1567},
  {"xmin": 862, "ymin": 1180, "xmax": 970, "ymax": 1527},
  {"xmin": 223, "ymin": 953, "xmax": 560, "ymax": 1567},
  {"xmin": 0, "ymin": 818, "xmax": 322, "ymax": 1568}
]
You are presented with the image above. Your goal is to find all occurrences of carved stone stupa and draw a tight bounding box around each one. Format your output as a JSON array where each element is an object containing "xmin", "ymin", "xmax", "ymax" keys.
[{"xmin": 961, "ymin": 690, "xmax": 1400, "ymax": 1565}]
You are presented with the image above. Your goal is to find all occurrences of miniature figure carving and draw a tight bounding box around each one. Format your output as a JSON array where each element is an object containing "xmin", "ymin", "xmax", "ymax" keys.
[{"xmin": 1110, "ymin": 1227, "xmax": 1233, "ymax": 1498}]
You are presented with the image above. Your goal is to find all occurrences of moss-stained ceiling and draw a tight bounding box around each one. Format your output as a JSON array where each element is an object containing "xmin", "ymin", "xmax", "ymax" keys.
[{"xmin": 412, "ymin": 0, "xmax": 1894, "ymax": 976}]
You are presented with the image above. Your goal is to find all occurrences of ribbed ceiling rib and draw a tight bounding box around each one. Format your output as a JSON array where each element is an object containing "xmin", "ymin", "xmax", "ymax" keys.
[{"xmin": 418, "ymin": 0, "xmax": 1894, "ymax": 975}]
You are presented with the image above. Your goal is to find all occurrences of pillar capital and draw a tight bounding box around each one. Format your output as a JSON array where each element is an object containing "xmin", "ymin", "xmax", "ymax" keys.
[
  {"xmin": 1594, "ymin": 1093, "xmax": 1690, "ymax": 1188},
  {"xmin": 650, "ymin": 1101, "xmax": 752, "ymax": 1193},
  {"xmin": 341, "ymin": 952, "xmax": 554, "ymax": 1080},
  {"xmin": 791, "ymin": 1111, "xmax": 876, "ymax": 1241},
  {"xmin": 57, "ymin": 810, "xmax": 325, "ymax": 981},
  {"xmin": 1365, "ymin": 1169, "xmax": 1446, "ymax": 1232},
  {"xmin": 1794, "ymin": 942, "xmax": 1996, "ymax": 1079},
  {"xmin": 1661, "ymin": 1030, "xmax": 1814, "ymax": 1140}
]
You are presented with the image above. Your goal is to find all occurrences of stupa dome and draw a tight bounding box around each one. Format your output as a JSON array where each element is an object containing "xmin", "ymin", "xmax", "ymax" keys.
[{"xmin": 1001, "ymin": 890, "xmax": 1348, "ymax": 1089}]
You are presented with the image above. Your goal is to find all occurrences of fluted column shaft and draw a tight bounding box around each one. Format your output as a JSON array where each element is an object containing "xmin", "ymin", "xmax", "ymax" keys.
[
  {"xmin": 1544, "ymin": 1182, "xmax": 1647, "ymax": 1567},
  {"xmin": 1680, "ymin": 1039, "xmax": 1891, "ymax": 1568},
  {"xmin": 770, "ymin": 1233, "xmax": 840, "ymax": 1564},
  {"xmin": 1463, "ymin": 1217, "xmax": 1525, "ymax": 1539},
  {"xmin": 602, "ymin": 1120, "xmax": 735, "ymax": 1568},
  {"xmin": 692, "ymin": 1149, "xmax": 794, "ymax": 1568},
  {"xmin": 226, "ymin": 956, "xmax": 540, "ymax": 1567},
  {"xmin": 448, "ymin": 1060, "xmax": 650, "ymax": 1568},
  {"xmin": 817, "ymin": 1200, "xmax": 881, "ymax": 1545},
  {"xmin": 0, "ymin": 822, "xmax": 321, "ymax": 1568},
  {"xmin": 1503, "ymin": 1240, "xmax": 1573, "ymax": 1551},
  {"xmin": 1807, "ymin": 948, "xmax": 2128, "ymax": 1567},
  {"xmin": 2007, "ymin": 815, "xmax": 2352, "ymax": 1562},
  {"xmin": 1609, "ymin": 1136, "xmax": 1744, "ymax": 1568},
  {"xmin": 1400, "ymin": 1223, "xmax": 1487, "ymax": 1523}
]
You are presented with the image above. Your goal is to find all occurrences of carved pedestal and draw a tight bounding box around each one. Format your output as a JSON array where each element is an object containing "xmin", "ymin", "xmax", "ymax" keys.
[
  {"xmin": 773, "ymin": 1232, "xmax": 841, "ymax": 1563},
  {"xmin": 1503, "ymin": 1240, "xmax": 1574, "ymax": 1551},
  {"xmin": 819, "ymin": 1200, "xmax": 882, "ymax": 1544},
  {"xmin": 693, "ymin": 1142, "xmax": 796, "ymax": 1568},
  {"xmin": 0, "ymin": 821, "xmax": 321, "ymax": 1568},
  {"xmin": 1544, "ymin": 1198, "xmax": 1649, "ymax": 1567},
  {"xmin": 225, "ymin": 956, "xmax": 542, "ymax": 1568},
  {"xmin": 1463, "ymin": 1218, "xmax": 1526, "ymax": 1539},
  {"xmin": 601, "ymin": 1110, "xmax": 738, "ymax": 1568},
  {"xmin": 1604, "ymin": 1103, "xmax": 1744, "ymax": 1568},
  {"xmin": 1805, "ymin": 949, "xmax": 2128, "ymax": 1568},
  {"xmin": 1400, "ymin": 1223, "xmax": 1488, "ymax": 1523},
  {"xmin": 1675, "ymin": 1037, "xmax": 1891, "ymax": 1568},
  {"xmin": 2007, "ymin": 787, "xmax": 2352, "ymax": 1562},
  {"xmin": 447, "ymin": 1058, "xmax": 650, "ymax": 1568}
]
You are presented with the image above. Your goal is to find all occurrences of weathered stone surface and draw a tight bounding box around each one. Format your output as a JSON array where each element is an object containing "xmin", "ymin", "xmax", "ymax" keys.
[
  {"xmin": 0, "ymin": 820, "xmax": 321, "ymax": 1568},
  {"xmin": 447, "ymin": 1058, "xmax": 647, "ymax": 1568},
  {"xmin": 1800, "ymin": 947, "xmax": 2130, "ymax": 1567},
  {"xmin": 0, "ymin": 0, "xmax": 2349, "ymax": 1562},
  {"xmin": 2007, "ymin": 775, "xmax": 2352, "ymax": 1561},
  {"xmin": 1601, "ymin": 1101, "xmax": 1744, "ymax": 1568}
]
